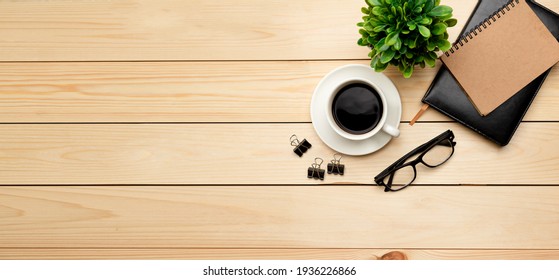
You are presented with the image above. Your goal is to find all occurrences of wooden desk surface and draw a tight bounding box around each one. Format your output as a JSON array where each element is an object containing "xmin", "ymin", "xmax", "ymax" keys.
[{"xmin": 0, "ymin": 0, "xmax": 558, "ymax": 260}]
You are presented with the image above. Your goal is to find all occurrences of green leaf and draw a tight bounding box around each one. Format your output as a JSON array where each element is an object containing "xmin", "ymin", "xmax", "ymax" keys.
[
  {"xmin": 372, "ymin": 6, "xmax": 383, "ymax": 16},
  {"xmin": 418, "ymin": 25, "xmax": 431, "ymax": 37},
  {"xmin": 425, "ymin": 0, "xmax": 435, "ymax": 12},
  {"xmin": 425, "ymin": 56, "xmax": 436, "ymax": 67},
  {"xmin": 403, "ymin": 66, "xmax": 413, "ymax": 78},
  {"xmin": 357, "ymin": 22, "xmax": 364, "ymax": 27},
  {"xmin": 427, "ymin": 40, "xmax": 436, "ymax": 51},
  {"xmin": 445, "ymin": 18, "xmax": 458, "ymax": 27},
  {"xmin": 364, "ymin": 24, "xmax": 374, "ymax": 32},
  {"xmin": 385, "ymin": 31, "xmax": 399, "ymax": 46},
  {"xmin": 437, "ymin": 39, "xmax": 451, "ymax": 51},
  {"xmin": 420, "ymin": 17, "xmax": 432, "ymax": 25},
  {"xmin": 413, "ymin": 6, "xmax": 422, "ymax": 13},
  {"xmin": 366, "ymin": 0, "xmax": 382, "ymax": 7},
  {"xmin": 368, "ymin": 18, "xmax": 382, "ymax": 27},
  {"xmin": 357, "ymin": 38, "xmax": 367, "ymax": 46},
  {"xmin": 398, "ymin": 62, "xmax": 405, "ymax": 73},
  {"xmin": 415, "ymin": 0, "xmax": 427, "ymax": 7},
  {"xmin": 374, "ymin": 61, "xmax": 389, "ymax": 72},
  {"xmin": 361, "ymin": 7, "xmax": 370, "ymax": 14},
  {"xmin": 432, "ymin": 23, "xmax": 447, "ymax": 35},
  {"xmin": 399, "ymin": 45, "xmax": 407, "ymax": 53},
  {"xmin": 408, "ymin": 37, "xmax": 417, "ymax": 49},
  {"xmin": 428, "ymin": 5, "xmax": 452, "ymax": 17},
  {"xmin": 428, "ymin": 51, "xmax": 438, "ymax": 59},
  {"xmin": 374, "ymin": 37, "xmax": 386, "ymax": 51},
  {"xmin": 371, "ymin": 56, "xmax": 380, "ymax": 68},
  {"xmin": 394, "ymin": 37, "xmax": 402, "ymax": 50},
  {"xmin": 440, "ymin": 14, "xmax": 453, "ymax": 20},
  {"xmin": 380, "ymin": 49, "xmax": 396, "ymax": 64},
  {"xmin": 407, "ymin": 22, "xmax": 416, "ymax": 30},
  {"xmin": 373, "ymin": 25, "xmax": 385, "ymax": 32},
  {"xmin": 379, "ymin": 44, "xmax": 390, "ymax": 52},
  {"xmin": 359, "ymin": 29, "xmax": 367, "ymax": 36}
]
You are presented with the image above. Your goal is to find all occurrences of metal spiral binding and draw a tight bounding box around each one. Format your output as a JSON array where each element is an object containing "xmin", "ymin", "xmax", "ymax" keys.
[{"xmin": 444, "ymin": 0, "xmax": 520, "ymax": 57}]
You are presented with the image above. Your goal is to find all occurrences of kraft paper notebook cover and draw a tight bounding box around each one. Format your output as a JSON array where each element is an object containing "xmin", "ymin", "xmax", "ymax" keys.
[
  {"xmin": 441, "ymin": 0, "xmax": 559, "ymax": 116},
  {"xmin": 422, "ymin": 0, "xmax": 559, "ymax": 145}
]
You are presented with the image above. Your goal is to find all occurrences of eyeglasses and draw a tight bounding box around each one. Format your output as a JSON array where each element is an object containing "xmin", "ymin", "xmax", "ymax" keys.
[{"xmin": 374, "ymin": 130, "xmax": 456, "ymax": 192}]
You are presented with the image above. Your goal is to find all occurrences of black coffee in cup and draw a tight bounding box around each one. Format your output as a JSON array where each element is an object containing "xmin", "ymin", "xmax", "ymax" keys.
[{"xmin": 332, "ymin": 83, "xmax": 383, "ymax": 135}]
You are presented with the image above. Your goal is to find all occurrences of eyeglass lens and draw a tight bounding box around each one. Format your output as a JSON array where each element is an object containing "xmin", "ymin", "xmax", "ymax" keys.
[
  {"xmin": 422, "ymin": 139, "xmax": 454, "ymax": 167},
  {"xmin": 383, "ymin": 165, "xmax": 415, "ymax": 190},
  {"xmin": 384, "ymin": 139, "xmax": 454, "ymax": 190}
]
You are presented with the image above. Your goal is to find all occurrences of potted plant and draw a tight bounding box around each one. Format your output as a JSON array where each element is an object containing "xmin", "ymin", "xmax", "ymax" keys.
[{"xmin": 357, "ymin": 0, "xmax": 457, "ymax": 78}]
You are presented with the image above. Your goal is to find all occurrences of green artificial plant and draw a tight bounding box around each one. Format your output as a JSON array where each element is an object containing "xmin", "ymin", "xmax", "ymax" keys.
[{"xmin": 357, "ymin": 0, "xmax": 457, "ymax": 78}]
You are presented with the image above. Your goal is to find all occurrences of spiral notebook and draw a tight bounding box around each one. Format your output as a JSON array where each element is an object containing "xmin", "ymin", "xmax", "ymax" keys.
[
  {"xmin": 441, "ymin": 0, "xmax": 559, "ymax": 116},
  {"xmin": 421, "ymin": 0, "xmax": 559, "ymax": 145}
]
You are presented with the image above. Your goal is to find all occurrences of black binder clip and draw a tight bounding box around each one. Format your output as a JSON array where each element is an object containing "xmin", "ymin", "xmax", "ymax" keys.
[
  {"xmin": 327, "ymin": 154, "xmax": 344, "ymax": 175},
  {"xmin": 307, "ymin": 158, "xmax": 325, "ymax": 180},
  {"xmin": 290, "ymin": 134, "xmax": 312, "ymax": 157}
]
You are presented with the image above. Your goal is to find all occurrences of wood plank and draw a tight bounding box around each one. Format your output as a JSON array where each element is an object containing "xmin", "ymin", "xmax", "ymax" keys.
[
  {"xmin": 0, "ymin": 0, "xmax": 479, "ymax": 61},
  {"xmin": 0, "ymin": 123, "xmax": 557, "ymax": 185},
  {"xmin": 1, "ymin": 185, "xmax": 559, "ymax": 248},
  {"xmin": 2, "ymin": 249, "xmax": 559, "ymax": 260},
  {"xmin": 0, "ymin": 61, "xmax": 557, "ymax": 123}
]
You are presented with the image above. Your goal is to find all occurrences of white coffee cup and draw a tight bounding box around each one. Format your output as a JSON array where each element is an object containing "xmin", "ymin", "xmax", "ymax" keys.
[{"xmin": 325, "ymin": 77, "xmax": 400, "ymax": 141}]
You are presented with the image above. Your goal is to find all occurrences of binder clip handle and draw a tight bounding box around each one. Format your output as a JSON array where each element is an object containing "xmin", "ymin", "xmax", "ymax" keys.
[
  {"xmin": 290, "ymin": 134, "xmax": 300, "ymax": 147},
  {"xmin": 314, "ymin": 157, "xmax": 323, "ymax": 167},
  {"xmin": 327, "ymin": 153, "xmax": 344, "ymax": 175}
]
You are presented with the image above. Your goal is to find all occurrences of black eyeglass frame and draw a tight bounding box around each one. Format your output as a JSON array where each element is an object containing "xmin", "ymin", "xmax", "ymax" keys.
[{"xmin": 374, "ymin": 130, "xmax": 456, "ymax": 192}]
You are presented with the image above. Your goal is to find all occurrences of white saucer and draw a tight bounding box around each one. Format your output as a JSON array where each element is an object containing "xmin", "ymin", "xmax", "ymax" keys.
[{"xmin": 310, "ymin": 64, "xmax": 402, "ymax": 156}]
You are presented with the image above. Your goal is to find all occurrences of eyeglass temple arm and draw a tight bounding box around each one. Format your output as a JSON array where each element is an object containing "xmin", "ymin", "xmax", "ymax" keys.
[
  {"xmin": 375, "ymin": 142, "xmax": 431, "ymax": 180},
  {"xmin": 440, "ymin": 140, "xmax": 457, "ymax": 147}
]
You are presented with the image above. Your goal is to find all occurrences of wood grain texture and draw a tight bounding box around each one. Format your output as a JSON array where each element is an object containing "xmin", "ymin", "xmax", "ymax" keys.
[
  {"xmin": 2, "ymin": 249, "xmax": 559, "ymax": 260},
  {"xmin": 0, "ymin": 61, "xmax": 557, "ymax": 123},
  {"xmin": 0, "ymin": 0, "xmax": 478, "ymax": 61},
  {"xmin": 2, "ymin": 0, "xmax": 559, "ymax": 260},
  {"xmin": 1, "ymin": 185, "xmax": 559, "ymax": 249},
  {"xmin": 0, "ymin": 123, "xmax": 558, "ymax": 185}
]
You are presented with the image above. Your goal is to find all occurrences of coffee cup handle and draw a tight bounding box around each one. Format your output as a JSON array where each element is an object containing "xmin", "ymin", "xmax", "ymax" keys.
[{"xmin": 382, "ymin": 124, "xmax": 400, "ymax": 138}]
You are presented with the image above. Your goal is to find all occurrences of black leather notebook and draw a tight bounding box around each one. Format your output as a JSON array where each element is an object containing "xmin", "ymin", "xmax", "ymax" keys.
[{"xmin": 422, "ymin": 0, "xmax": 559, "ymax": 146}]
